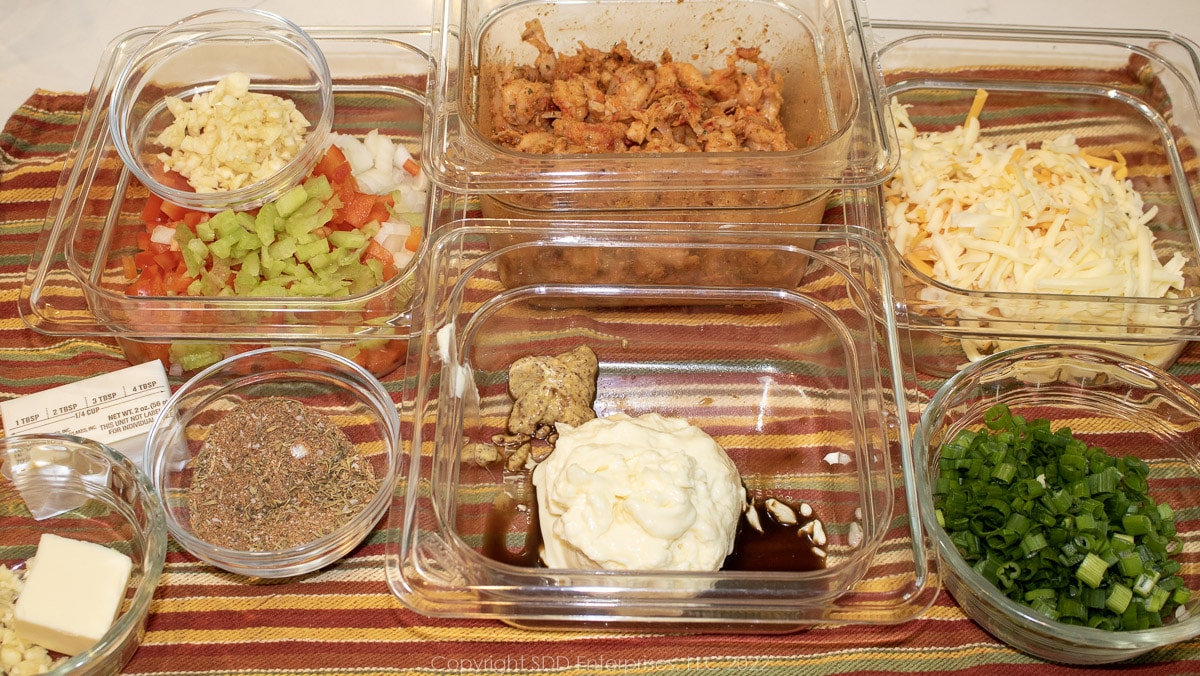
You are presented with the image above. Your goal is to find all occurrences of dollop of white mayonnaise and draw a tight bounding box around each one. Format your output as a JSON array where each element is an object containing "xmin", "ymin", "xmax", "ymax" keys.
[{"xmin": 531, "ymin": 412, "xmax": 744, "ymax": 571}]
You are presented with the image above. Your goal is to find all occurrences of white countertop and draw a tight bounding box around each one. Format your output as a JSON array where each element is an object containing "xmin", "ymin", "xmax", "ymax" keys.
[{"xmin": 1, "ymin": 0, "xmax": 1197, "ymax": 121}]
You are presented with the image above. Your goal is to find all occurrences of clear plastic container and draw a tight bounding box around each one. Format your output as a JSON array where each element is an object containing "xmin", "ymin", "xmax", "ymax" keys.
[
  {"xmin": 19, "ymin": 26, "xmax": 433, "ymax": 377},
  {"xmin": 386, "ymin": 221, "xmax": 936, "ymax": 628},
  {"xmin": 425, "ymin": 0, "xmax": 897, "ymax": 220},
  {"xmin": 871, "ymin": 22, "xmax": 1200, "ymax": 372}
]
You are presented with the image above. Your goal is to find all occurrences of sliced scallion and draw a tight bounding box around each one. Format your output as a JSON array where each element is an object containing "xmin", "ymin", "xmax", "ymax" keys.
[{"xmin": 933, "ymin": 403, "xmax": 1190, "ymax": 631}]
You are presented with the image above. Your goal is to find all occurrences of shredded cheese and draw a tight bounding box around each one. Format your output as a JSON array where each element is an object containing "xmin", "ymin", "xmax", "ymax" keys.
[{"xmin": 885, "ymin": 91, "xmax": 1191, "ymax": 364}]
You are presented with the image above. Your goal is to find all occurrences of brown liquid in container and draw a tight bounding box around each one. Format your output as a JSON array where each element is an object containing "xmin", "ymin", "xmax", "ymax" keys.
[
  {"xmin": 721, "ymin": 497, "xmax": 827, "ymax": 573},
  {"xmin": 481, "ymin": 490, "xmax": 826, "ymax": 573},
  {"xmin": 481, "ymin": 492, "xmax": 541, "ymax": 568}
]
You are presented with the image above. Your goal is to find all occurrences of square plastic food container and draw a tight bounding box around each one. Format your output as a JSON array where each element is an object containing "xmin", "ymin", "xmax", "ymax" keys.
[
  {"xmin": 424, "ymin": 0, "xmax": 897, "ymax": 224},
  {"xmin": 18, "ymin": 26, "xmax": 434, "ymax": 377},
  {"xmin": 870, "ymin": 22, "xmax": 1200, "ymax": 375},
  {"xmin": 386, "ymin": 221, "xmax": 937, "ymax": 628}
]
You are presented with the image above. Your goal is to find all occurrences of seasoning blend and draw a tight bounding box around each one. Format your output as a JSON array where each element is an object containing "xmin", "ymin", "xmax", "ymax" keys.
[{"xmin": 187, "ymin": 397, "xmax": 379, "ymax": 551}]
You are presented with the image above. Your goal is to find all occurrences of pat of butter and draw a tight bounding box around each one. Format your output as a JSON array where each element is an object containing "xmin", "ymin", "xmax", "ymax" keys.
[
  {"xmin": 13, "ymin": 533, "xmax": 133, "ymax": 656},
  {"xmin": 0, "ymin": 361, "xmax": 170, "ymax": 469}
]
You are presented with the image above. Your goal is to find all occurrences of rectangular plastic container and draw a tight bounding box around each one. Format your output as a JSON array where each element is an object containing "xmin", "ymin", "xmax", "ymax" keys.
[
  {"xmin": 424, "ymin": 0, "xmax": 897, "ymax": 224},
  {"xmin": 870, "ymin": 22, "xmax": 1200, "ymax": 375},
  {"xmin": 19, "ymin": 27, "xmax": 435, "ymax": 377},
  {"xmin": 387, "ymin": 221, "xmax": 937, "ymax": 628}
]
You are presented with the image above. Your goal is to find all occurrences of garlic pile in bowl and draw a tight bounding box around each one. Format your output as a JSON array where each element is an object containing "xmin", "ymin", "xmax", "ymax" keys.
[{"xmin": 108, "ymin": 8, "xmax": 333, "ymax": 213}]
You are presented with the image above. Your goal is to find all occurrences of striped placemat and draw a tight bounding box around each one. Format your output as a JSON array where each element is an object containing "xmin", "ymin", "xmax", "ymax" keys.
[{"xmin": 4, "ymin": 88, "xmax": 1200, "ymax": 675}]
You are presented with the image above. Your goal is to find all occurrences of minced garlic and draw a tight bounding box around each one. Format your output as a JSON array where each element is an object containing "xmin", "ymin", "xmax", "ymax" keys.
[
  {"xmin": 0, "ymin": 566, "xmax": 57, "ymax": 675},
  {"xmin": 154, "ymin": 71, "xmax": 310, "ymax": 193}
]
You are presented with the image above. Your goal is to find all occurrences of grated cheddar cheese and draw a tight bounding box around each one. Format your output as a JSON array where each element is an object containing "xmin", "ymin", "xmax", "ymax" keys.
[{"xmin": 884, "ymin": 90, "xmax": 1191, "ymax": 365}]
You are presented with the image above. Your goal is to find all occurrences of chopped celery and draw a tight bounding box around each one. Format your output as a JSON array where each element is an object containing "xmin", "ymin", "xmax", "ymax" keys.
[
  {"xmin": 183, "ymin": 238, "xmax": 209, "ymax": 277},
  {"xmin": 294, "ymin": 238, "xmax": 329, "ymax": 263},
  {"xmin": 267, "ymin": 238, "xmax": 298, "ymax": 262},
  {"xmin": 303, "ymin": 174, "xmax": 333, "ymax": 201},
  {"xmin": 255, "ymin": 202, "xmax": 280, "ymax": 246},
  {"xmin": 292, "ymin": 196, "xmax": 325, "ymax": 220},
  {"xmin": 275, "ymin": 184, "xmax": 310, "ymax": 218},
  {"xmin": 329, "ymin": 230, "xmax": 367, "ymax": 249},
  {"xmin": 135, "ymin": 138, "xmax": 424, "ymax": 312},
  {"xmin": 209, "ymin": 209, "xmax": 241, "ymax": 237},
  {"xmin": 195, "ymin": 220, "xmax": 217, "ymax": 242},
  {"xmin": 170, "ymin": 343, "xmax": 226, "ymax": 372},
  {"xmin": 207, "ymin": 232, "xmax": 238, "ymax": 261},
  {"xmin": 306, "ymin": 251, "xmax": 336, "ymax": 272}
]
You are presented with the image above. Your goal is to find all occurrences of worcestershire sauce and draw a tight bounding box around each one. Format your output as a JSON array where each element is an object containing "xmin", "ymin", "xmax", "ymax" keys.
[
  {"xmin": 483, "ymin": 491, "xmax": 826, "ymax": 572},
  {"xmin": 482, "ymin": 493, "xmax": 541, "ymax": 567},
  {"xmin": 721, "ymin": 497, "xmax": 827, "ymax": 572}
]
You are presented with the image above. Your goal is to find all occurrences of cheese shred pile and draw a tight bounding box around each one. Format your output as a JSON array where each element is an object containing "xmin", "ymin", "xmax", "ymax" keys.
[{"xmin": 885, "ymin": 89, "xmax": 1187, "ymax": 300}]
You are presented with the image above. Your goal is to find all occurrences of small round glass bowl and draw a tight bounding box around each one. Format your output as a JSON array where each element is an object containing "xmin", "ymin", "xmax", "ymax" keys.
[
  {"xmin": 108, "ymin": 8, "xmax": 333, "ymax": 212},
  {"xmin": 913, "ymin": 344, "xmax": 1200, "ymax": 664},
  {"xmin": 0, "ymin": 434, "xmax": 166, "ymax": 673},
  {"xmin": 144, "ymin": 346, "xmax": 400, "ymax": 578}
]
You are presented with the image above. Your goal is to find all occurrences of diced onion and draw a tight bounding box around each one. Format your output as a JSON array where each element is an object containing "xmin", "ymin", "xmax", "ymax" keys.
[
  {"xmin": 330, "ymin": 133, "xmax": 374, "ymax": 174},
  {"xmin": 150, "ymin": 225, "xmax": 176, "ymax": 246}
]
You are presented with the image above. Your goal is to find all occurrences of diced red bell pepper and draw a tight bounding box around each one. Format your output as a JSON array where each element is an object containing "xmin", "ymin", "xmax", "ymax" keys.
[
  {"xmin": 162, "ymin": 269, "xmax": 194, "ymax": 295},
  {"xmin": 141, "ymin": 194, "xmax": 168, "ymax": 227},
  {"xmin": 121, "ymin": 255, "xmax": 138, "ymax": 281},
  {"xmin": 154, "ymin": 251, "xmax": 180, "ymax": 273},
  {"xmin": 315, "ymin": 144, "xmax": 353, "ymax": 184},
  {"xmin": 342, "ymin": 192, "xmax": 378, "ymax": 228},
  {"xmin": 126, "ymin": 265, "xmax": 166, "ymax": 297},
  {"xmin": 367, "ymin": 200, "xmax": 391, "ymax": 226},
  {"xmin": 160, "ymin": 198, "xmax": 189, "ymax": 223}
]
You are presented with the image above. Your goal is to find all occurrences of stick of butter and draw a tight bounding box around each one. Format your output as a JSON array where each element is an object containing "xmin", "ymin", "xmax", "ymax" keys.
[{"xmin": 13, "ymin": 533, "xmax": 133, "ymax": 656}]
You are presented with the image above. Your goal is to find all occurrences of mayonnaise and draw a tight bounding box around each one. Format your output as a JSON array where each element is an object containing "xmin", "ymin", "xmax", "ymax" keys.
[{"xmin": 531, "ymin": 412, "xmax": 744, "ymax": 572}]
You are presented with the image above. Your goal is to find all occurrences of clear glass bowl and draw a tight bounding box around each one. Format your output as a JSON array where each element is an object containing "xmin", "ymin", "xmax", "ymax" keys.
[
  {"xmin": 387, "ymin": 221, "xmax": 937, "ymax": 628},
  {"xmin": 871, "ymin": 22, "xmax": 1200, "ymax": 372},
  {"xmin": 913, "ymin": 344, "xmax": 1200, "ymax": 664},
  {"xmin": 144, "ymin": 346, "xmax": 401, "ymax": 578},
  {"xmin": 108, "ymin": 8, "xmax": 334, "ymax": 213},
  {"xmin": 0, "ymin": 434, "xmax": 167, "ymax": 673}
]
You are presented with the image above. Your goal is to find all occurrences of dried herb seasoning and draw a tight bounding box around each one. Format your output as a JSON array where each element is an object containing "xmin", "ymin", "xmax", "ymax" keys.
[{"xmin": 187, "ymin": 397, "xmax": 379, "ymax": 551}]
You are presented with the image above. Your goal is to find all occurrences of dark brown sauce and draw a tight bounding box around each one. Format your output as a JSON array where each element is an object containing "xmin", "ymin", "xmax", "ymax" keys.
[
  {"xmin": 482, "ymin": 490, "xmax": 827, "ymax": 573},
  {"xmin": 481, "ymin": 492, "xmax": 541, "ymax": 567},
  {"xmin": 722, "ymin": 496, "xmax": 827, "ymax": 572}
]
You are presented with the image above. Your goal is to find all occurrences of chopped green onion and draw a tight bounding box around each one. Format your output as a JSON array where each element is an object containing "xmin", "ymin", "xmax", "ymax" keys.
[
  {"xmin": 1116, "ymin": 550, "xmax": 1144, "ymax": 578},
  {"xmin": 1077, "ymin": 552, "xmax": 1109, "ymax": 589},
  {"xmin": 1107, "ymin": 583, "xmax": 1133, "ymax": 614},
  {"xmin": 933, "ymin": 403, "xmax": 1191, "ymax": 632},
  {"xmin": 1123, "ymin": 513, "xmax": 1153, "ymax": 537}
]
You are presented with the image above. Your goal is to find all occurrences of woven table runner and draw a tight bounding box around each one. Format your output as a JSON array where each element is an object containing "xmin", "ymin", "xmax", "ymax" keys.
[{"xmin": 4, "ymin": 90, "xmax": 1200, "ymax": 675}]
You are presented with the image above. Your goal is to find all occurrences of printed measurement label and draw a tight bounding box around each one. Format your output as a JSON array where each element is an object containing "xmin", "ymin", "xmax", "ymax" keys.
[{"xmin": 0, "ymin": 361, "xmax": 171, "ymax": 445}]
